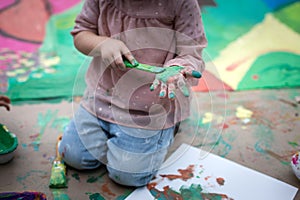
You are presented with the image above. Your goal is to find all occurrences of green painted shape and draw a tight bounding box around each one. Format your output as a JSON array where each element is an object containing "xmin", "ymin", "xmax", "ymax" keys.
[
  {"xmin": 274, "ymin": 2, "xmax": 300, "ymax": 33},
  {"xmin": 88, "ymin": 193, "xmax": 105, "ymax": 200},
  {"xmin": 52, "ymin": 190, "xmax": 70, "ymax": 200},
  {"xmin": 149, "ymin": 183, "xmax": 231, "ymax": 200},
  {"xmin": 71, "ymin": 173, "xmax": 80, "ymax": 181},
  {"xmin": 86, "ymin": 176, "xmax": 98, "ymax": 183},
  {"xmin": 7, "ymin": 2, "xmax": 86, "ymax": 102},
  {"xmin": 179, "ymin": 84, "xmax": 190, "ymax": 97},
  {"xmin": 180, "ymin": 184, "xmax": 204, "ymax": 200},
  {"xmin": 237, "ymin": 52, "xmax": 300, "ymax": 90},
  {"xmin": 115, "ymin": 190, "xmax": 133, "ymax": 200},
  {"xmin": 202, "ymin": 0, "xmax": 270, "ymax": 59},
  {"xmin": 288, "ymin": 141, "xmax": 299, "ymax": 148}
]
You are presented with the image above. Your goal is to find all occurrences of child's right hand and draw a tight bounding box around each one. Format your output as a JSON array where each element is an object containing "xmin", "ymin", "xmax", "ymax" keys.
[
  {"xmin": 97, "ymin": 38, "xmax": 136, "ymax": 70},
  {"xmin": 73, "ymin": 31, "xmax": 136, "ymax": 70},
  {"xmin": 0, "ymin": 96, "xmax": 11, "ymax": 111}
]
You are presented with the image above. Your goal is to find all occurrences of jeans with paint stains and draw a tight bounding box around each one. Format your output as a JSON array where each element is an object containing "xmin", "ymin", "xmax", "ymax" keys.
[{"xmin": 58, "ymin": 105, "xmax": 175, "ymax": 187}]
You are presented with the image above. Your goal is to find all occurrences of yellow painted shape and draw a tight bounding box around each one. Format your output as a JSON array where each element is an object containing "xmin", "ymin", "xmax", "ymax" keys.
[
  {"xmin": 236, "ymin": 106, "xmax": 253, "ymax": 119},
  {"xmin": 202, "ymin": 112, "xmax": 224, "ymax": 124},
  {"xmin": 206, "ymin": 14, "xmax": 300, "ymax": 89}
]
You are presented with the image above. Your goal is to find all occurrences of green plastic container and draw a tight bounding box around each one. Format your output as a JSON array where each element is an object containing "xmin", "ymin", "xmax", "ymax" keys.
[{"xmin": 0, "ymin": 124, "xmax": 18, "ymax": 164}]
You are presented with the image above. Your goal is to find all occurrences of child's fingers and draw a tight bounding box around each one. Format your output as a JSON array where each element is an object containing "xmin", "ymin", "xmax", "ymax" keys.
[
  {"xmin": 0, "ymin": 96, "xmax": 11, "ymax": 111},
  {"xmin": 177, "ymin": 76, "xmax": 189, "ymax": 97},
  {"xmin": 0, "ymin": 96, "xmax": 10, "ymax": 103},
  {"xmin": 115, "ymin": 55, "xmax": 126, "ymax": 70},
  {"xmin": 121, "ymin": 45, "xmax": 138, "ymax": 67},
  {"xmin": 123, "ymin": 53, "xmax": 138, "ymax": 67},
  {"xmin": 168, "ymin": 82, "xmax": 176, "ymax": 100},
  {"xmin": 183, "ymin": 69, "xmax": 202, "ymax": 79},
  {"xmin": 0, "ymin": 102, "xmax": 10, "ymax": 111},
  {"xmin": 150, "ymin": 78, "xmax": 160, "ymax": 91},
  {"xmin": 159, "ymin": 82, "xmax": 167, "ymax": 98}
]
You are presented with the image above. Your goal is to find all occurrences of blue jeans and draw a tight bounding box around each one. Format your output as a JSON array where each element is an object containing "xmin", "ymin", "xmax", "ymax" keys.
[{"xmin": 58, "ymin": 105, "xmax": 175, "ymax": 187}]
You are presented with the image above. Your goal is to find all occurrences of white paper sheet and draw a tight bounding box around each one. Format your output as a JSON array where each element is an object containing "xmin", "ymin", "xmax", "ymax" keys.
[{"xmin": 126, "ymin": 143, "xmax": 298, "ymax": 200}]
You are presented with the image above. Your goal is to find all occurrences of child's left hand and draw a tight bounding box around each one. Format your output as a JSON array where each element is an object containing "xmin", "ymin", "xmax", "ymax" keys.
[
  {"xmin": 0, "ymin": 96, "xmax": 11, "ymax": 111},
  {"xmin": 150, "ymin": 66, "xmax": 201, "ymax": 99}
]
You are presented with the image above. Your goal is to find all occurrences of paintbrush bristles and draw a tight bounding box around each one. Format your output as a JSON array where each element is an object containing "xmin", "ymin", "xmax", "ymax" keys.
[
  {"xmin": 49, "ymin": 135, "xmax": 67, "ymax": 188},
  {"xmin": 49, "ymin": 160, "xmax": 67, "ymax": 188}
]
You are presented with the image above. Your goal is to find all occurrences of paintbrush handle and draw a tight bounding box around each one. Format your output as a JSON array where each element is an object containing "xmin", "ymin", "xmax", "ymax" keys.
[
  {"xmin": 124, "ymin": 59, "xmax": 137, "ymax": 68},
  {"xmin": 55, "ymin": 135, "xmax": 63, "ymax": 161}
]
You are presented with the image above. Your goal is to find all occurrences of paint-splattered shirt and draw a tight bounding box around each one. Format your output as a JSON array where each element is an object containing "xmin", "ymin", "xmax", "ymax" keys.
[{"xmin": 71, "ymin": 0, "xmax": 207, "ymax": 129}]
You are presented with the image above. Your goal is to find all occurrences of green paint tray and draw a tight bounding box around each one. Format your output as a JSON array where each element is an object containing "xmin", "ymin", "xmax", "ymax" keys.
[{"xmin": 0, "ymin": 124, "xmax": 18, "ymax": 164}]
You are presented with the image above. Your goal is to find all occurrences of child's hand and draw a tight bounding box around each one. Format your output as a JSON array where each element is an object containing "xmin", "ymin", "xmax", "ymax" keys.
[
  {"xmin": 98, "ymin": 38, "xmax": 136, "ymax": 70},
  {"xmin": 0, "ymin": 96, "xmax": 11, "ymax": 111},
  {"xmin": 150, "ymin": 66, "xmax": 201, "ymax": 99}
]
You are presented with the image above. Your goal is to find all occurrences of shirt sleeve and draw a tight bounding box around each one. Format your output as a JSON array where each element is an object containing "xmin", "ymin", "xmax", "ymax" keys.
[
  {"xmin": 71, "ymin": 0, "xmax": 100, "ymax": 36},
  {"xmin": 165, "ymin": 0, "xmax": 207, "ymax": 83}
]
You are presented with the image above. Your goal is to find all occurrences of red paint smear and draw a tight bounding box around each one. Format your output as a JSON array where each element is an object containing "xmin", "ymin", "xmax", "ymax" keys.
[
  {"xmin": 160, "ymin": 165, "xmax": 194, "ymax": 181},
  {"xmin": 0, "ymin": 1, "xmax": 81, "ymax": 52},
  {"xmin": 148, "ymin": 184, "xmax": 183, "ymax": 200},
  {"xmin": 29, "ymin": 133, "xmax": 40, "ymax": 139},
  {"xmin": 223, "ymin": 123, "xmax": 229, "ymax": 129},
  {"xmin": 217, "ymin": 92, "xmax": 229, "ymax": 99},
  {"xmin": 163, "ymin": 186, "xmax": 183, "ymax": 200},
  {"xmin": 147, "ymin": 182, "xmax": 158, "ymax": 190},
  {"xmin": 226, "ymin": 58, "xmax": 248, "ymax": 71},
  {"xmin": 252, "ymin": 74, "xmax": 259, "ymax": 80},
  {"xmin": 216, "ymin": 177, "xmax": 225, "ymax": 186},
  {"xmin": 0, "ymin": 0, "xmax": 50, "ymax": 43},
  {"xmin": 202, "ymin": 193, "xmax": 232, "ymax": 200},
  {"xmin": 204, "ymin": 175, "xmax": 211, "ymax": 181},
  {"xmin": 101, "ymin": 183, "xmax": 116, "ymax": 197}
]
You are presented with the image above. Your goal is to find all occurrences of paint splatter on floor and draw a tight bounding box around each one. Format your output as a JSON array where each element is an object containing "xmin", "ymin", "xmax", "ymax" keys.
[
  {"xmin": 101, "ymin": 183, "xmax": 116, "ymax": 197},
  {"xmin": 86, "ymin": 192, "xmax": 105, "ymax": 200}
]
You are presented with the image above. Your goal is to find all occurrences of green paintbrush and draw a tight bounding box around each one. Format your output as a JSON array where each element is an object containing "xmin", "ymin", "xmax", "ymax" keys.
[
  {"xmin": 124, "ymin": 59, "xmax": 165, "ymax": 74},
  {"xmin": 49, "ymin": 136, "xmax": 67, "ymax": 188},
  {"xmin": 123, "ymin": 58, "xmax": 202, "ymax": 79}
]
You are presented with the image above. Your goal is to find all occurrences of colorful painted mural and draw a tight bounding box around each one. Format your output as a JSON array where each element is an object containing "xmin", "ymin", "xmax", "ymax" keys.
[{"xmin": 0, "ymin": 0, "xmax": 299, "ymax": 101}]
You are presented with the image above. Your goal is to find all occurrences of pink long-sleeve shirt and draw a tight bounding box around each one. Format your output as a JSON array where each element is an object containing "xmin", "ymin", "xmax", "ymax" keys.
[{"xmin": 72, "ymin": 0, "xmax": 207, "ymax": 130}]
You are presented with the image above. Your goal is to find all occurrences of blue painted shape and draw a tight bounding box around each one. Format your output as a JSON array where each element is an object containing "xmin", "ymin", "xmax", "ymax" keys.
[
  {"xmin": 260, "ymin": 0, "xmax": 299, "ymax": 10},
  {"xmin": 202, "ymin": 0, "xmax": 270, "ymax": 59}
]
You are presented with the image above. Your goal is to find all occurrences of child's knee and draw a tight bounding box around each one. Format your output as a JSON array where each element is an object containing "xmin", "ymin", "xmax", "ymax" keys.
[
  {"xmin": 58, "ymin": 141, "xmax": 101, "ymax": 170},
  {"xmin": 107, "ymin": 166, "xmax": 155, "ymax": 187}
]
